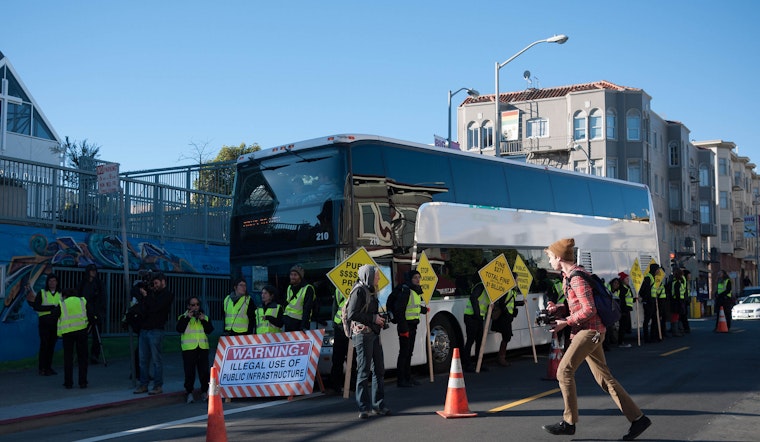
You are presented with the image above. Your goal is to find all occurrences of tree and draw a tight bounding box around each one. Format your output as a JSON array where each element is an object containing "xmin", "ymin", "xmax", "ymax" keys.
[
  {"xmin": 193, "ymin": 142, "xmax": 260, "ymax": 206},
  {"xmin": 51, "ymin": 136, "xmax": 102, "ymax": 169}
]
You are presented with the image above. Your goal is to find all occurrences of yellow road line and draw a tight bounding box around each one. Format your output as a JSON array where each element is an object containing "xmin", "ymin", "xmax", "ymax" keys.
[
  {"xmin": 660, "ymin": 346, "xmax": 689, "ymax": 357},
  {"xmin": 488, "ymin": 388, "xmax": 561, "ymax": 413}
]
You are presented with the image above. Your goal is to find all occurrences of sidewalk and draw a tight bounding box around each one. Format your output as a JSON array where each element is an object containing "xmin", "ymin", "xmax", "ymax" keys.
[{"xmin": 0, "ymin": 350, "xmax": 188, "ymax": 425}]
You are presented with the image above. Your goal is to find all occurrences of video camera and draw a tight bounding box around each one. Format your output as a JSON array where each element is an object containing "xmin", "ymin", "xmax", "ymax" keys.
[
  {"xmin": 535, "ymin": 309, "xmax": 557, "ymax": 327},
  {"xmin": 135, "ymin": 270, "xmax": 155, "ymax": 291},
  {"xmin": 378, "ymin": 311, "xmax": 391, "ymax": 330}
]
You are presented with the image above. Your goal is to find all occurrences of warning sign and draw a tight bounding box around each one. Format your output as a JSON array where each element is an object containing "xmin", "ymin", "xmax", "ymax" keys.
[
  {"xmin": 326, "ymin": 247, "xmax": 390, "ymax": 298},
  {"xmin": 416, "ymin": 251, "xmax": 438, "ymax": 304},
  {"xmin": 477, "ymin": 254, "xmax": 516, "ymax": 303},
  {"xmin": 630, "ymin": 258, "xmax": 643, "ymax": 292},
  {"xmin": 512, "ymin": 255, "xmax": 533, "ymax": 296}
]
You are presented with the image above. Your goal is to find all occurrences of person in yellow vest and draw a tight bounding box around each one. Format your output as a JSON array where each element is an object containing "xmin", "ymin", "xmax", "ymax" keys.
[
  {"xmin": 176, "ymin": 296, "xmax": 214, "ymax": 403},
  {"xmin": 612, "ymin": 274, "xmax": 634, "ymax": 348},
  {"xmin": 223, "ymin": 278, "xmax": 256, "ymax": 335},
  {"xmin": 328, "ymin": 287, "xmax": 355, "ymax": 393},
  {"xmin": 394, "ymin": 270, "xmax": 428, "ymax": 387},
  {"xmin": 283, "ymin": 265, "xmax": 316, "ymax": 332},
  {"xmin": 669, "ymin": 269, "xmax": 685, "ymax": 337},
  {"xmin": 256, "ymin": 285, "xmax": 284, "ymax": 334},
  {"xmin": 28, "ymin": 273, "xmax": 62, "ymax": 376},
  {"xmin": 462, "ymin": 278, "xmax": 489, "ymax": 373},
  {"xmin": 639, "ymin": 265, "xmax": 658, "ymax": 343},
  {"xmin": 57, "ymin": 288, "xmax": 89, "ymax": 389},
  {"xmin": 679, "ymin": 270, "xmax": 692, "ymax": 334},
  {"xmin": 714, "ymin": 270, "xmax": 733, "ymax": 331},
  {"xmin": 491, "ymin": 285, "xmax": 518, "ymax": 367}
]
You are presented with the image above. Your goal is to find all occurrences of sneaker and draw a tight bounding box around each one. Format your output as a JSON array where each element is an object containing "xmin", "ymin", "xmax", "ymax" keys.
[
  {"xmin": 186, "ymin": 393, "xmax": 194, "ymax": 404},
  {"xmin": 542, "ymin": 421, "xmax": 576, "ymax": 435},
  {"xmin": 148, "ymin": 386, "xmax": 163, "ymax": 395},
  {"xmin": 133, "ymin": 385, "xmax": 148, "ymax": 394},
  {"xmin": 358, "ymin": 411, "xmax": 369, "ymax": 419},
  {"xmin": 622, "ymin": 415, "xmax": 651, "ymax": 440},
  {"xmin": 372, "ymin": 407, "xmax": 391, "ymax": 416},
  {"xmin": 619, "ymin": 343, "xmax": 632, "ymax": 348}
]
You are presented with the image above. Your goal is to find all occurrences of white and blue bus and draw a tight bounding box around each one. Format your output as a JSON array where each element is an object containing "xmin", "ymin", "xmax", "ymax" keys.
[{"xmin": 231, "ymin": 134, "xmax": 660, "ymax": 373}]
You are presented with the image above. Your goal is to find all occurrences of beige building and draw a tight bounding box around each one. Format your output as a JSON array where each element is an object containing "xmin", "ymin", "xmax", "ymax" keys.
[{"xmin": 457, "ymin": 80, "xmax": 722, "ymax": 286}]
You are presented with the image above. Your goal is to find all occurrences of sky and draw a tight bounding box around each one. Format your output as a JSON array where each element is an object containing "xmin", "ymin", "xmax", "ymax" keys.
[{"xmin": 2, "ymin": 0, "xmax": 760, "ymax": 172}]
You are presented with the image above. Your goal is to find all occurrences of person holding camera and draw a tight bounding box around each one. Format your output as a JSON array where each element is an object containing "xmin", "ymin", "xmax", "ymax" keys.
[
  {"xmin": 256, "ymin": 285, "xmax": 284, "ymax": 333},
  {"xmin": 346, "ymin": 264, "xmax": 390, "ymax": 419},
  {"xmin": 176, "ymin": 296, "xmax": 214, "ymax": 403},
  {"xmin": 134, "ymin": 272, "xmax": 175, "ymax": 395},
  {"xmin": 78, "ymin": 264, "xmax": 106, "ymax": 364},
  {"xmin": 224, "ymin": 278, "xmax": 256, "ymax": 335},
  {"xmin": 542, "ymin": 238, "xmax": 650, "ymax": 440},
  {"xmin": 394, "ymin": 270, "xmax": 427, "ymax": 388}
]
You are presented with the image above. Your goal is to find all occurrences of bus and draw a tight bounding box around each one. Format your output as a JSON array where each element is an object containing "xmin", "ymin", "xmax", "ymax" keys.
[{"xmin": 230, "ymin": 134, "xmax": 659, "ymax": 374}]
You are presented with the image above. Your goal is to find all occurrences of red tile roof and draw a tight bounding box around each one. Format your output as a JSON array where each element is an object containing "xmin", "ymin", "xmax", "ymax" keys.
[{"xmin": 463, "ymin": 80, "xmax": 641, "ymax": 105}]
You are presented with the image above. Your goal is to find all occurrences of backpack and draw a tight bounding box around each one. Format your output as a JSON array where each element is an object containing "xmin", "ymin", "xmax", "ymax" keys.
[
  {"xmin": 385, "ymin": 284, "xmax": 404, "ymax": 324},
  {"xmin": 569, "ymin": 270, "xmax": 622, "ymax": 328}
]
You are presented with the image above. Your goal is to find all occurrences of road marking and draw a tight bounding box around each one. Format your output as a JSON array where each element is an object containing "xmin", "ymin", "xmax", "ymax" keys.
[
  {"xmin": 488, "ymin": 388, "xmax": 560, "ymax": 413},
  {"xmin": 660, "ymin": 346, "xmax": 689, "ymax": 357},
  {"xmin": 74, "ymin": 394, "xmax": 320, "ymax": 441}
]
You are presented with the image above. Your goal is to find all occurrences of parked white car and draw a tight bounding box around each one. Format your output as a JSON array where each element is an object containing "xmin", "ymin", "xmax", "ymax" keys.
[{"xmin": 733, "ymin": 294, "xmax": 760, "ymax": 320}]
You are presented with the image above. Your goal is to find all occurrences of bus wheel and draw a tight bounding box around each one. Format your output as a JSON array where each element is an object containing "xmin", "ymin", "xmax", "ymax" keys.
[{"xmin": 429, "ymin": 315, "xmax": 457, "ymax": 373}]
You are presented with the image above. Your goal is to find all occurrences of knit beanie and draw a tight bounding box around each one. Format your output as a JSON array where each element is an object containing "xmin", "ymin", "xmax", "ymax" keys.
[
  {"xmin": 547, "ymin": 238, "xmax": 576, "ymax": 262},
  {"xmin": 290, "ymin": 265, "xmax": 305, "ymax": 280}
]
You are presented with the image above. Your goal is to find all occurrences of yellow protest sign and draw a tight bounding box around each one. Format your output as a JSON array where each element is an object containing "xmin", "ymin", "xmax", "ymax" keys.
[
  {"xmin": 326, "ymin": 247, "xmax": 390, "ymax": 297},
  {"xmin": 630, "ymin": 258, "xmax": 643, "ymax": 292},
  {"xmin": 416, "ymin": 251, "xmax": 438, "ymax": 304},
  {"xmin": 477, "ymin": 254, "xmax": 516, "ymax": 303},
  {"xmin": 512, "ymin": 255, "xmax": 534, "ymax": 296}
]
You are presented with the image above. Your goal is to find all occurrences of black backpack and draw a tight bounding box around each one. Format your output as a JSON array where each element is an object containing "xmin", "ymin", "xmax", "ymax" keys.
[
  {"xmin": 385, "ymin": 284, "xmax": 404, "ymax": 324},
  {"xmin": 569, "ymin": 270, "xmax": 622, "ymax": 328}
]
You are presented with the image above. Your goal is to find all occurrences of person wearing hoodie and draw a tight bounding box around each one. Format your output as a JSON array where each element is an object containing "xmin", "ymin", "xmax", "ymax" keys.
[
  {"xmin": 283, "ymin": 265, "xmax": 316, "ymax": 332},
  {"xmin": 393, "ymin": 270, "xmax": 428, "ymax": 387},
  {"xmin": 223, "ymin": 278, "xmax": 256, "ymax": 335},
  {"xmin": 346, "ymin": 264, "xmax": 391, "ymax": 419}
]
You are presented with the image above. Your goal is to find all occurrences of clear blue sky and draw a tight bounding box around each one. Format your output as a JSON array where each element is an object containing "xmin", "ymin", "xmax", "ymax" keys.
[{"xmin": 3, "ymin": 0, "xmax": 759, "ymax": 172}]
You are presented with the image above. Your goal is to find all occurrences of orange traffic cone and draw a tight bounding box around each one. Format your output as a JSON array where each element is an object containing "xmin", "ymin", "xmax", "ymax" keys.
[
  {"xmin": 207, "ymin": 366, "xmax": 228, "ymax": 442},
  {"xmin": 716, "ymin": 306, "xmax": 729, "ymax": 333},
  {"xmin": 542, "ymin": 331, "xmax": 563, "ymax": 381},
  {"xmin": 436, "ymin": 348, "xmax": 477, "ymax": 419}
]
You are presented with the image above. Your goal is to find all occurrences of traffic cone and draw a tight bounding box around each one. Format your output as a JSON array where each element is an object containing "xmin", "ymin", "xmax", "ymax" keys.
[
  {"xmin": 716, "ymin": 306, "xmax": 729, "ymax": 333},
  {"xmin": 542, "ymin": 331, "xmax": 563, "ymax": 381},
  {"xmin": 436, "ymin": 348, "xmax": 477, "ymax": 419},
  {"xmin": 207, "ymin": 366, "xmax": 228, "ymax": 442}
]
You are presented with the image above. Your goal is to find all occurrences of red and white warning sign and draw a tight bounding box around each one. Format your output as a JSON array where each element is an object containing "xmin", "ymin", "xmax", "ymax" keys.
[{"xmin": 212, "ymin": 329, "xmax": 324, "ymax": 398}]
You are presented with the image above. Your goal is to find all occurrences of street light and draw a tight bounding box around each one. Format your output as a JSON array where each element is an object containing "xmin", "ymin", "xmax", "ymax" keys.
[
  {"xmin": 494, "ymin": 34, "xmax": 568, "ymax": 155},
  {"xmin": 447, "ymin": 87, "xmax": 479, "ymax": 148},
  {"xmin": 572, "ymin": 144, "xmax": 592, "ymax": 174},
  {"xmin": 753, "ymin": 197, "xmax": 760, "ymax": 285}
]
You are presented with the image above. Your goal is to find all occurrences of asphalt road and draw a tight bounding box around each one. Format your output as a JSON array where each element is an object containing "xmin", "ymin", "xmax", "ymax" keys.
[{"xmin": 5, "ymin": 316, "xmax": 759, "ymax": 442}]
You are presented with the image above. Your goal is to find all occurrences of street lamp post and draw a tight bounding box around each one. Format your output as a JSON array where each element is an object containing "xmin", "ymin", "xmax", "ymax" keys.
[
  {"xmin": 447, "ymin": 87, "xmax": 479, "ymax": 148},
  {"xmin": 494, "ymin": 34, "xmax": 568, "ymax": 156},
  {"xmin": 573, "ymin": 144, "xmax": 592, "ymax": 174},
  {"xmin": 754, "ymin": 198, "xmax": 760, "ymax": 285}
]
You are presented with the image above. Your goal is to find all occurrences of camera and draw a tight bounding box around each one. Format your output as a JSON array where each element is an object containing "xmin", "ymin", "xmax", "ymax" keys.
[
  {"xmin": 378, "ymin": 312, "xmax": 391, "ymax": 330},
  {"xmin": 135, "ymin": 270, "xmax": 155, "ymax": 291},
  {"xmin": 192, "ymin": 310, "xmax": 202, "ymax": 319},
  {"xmin": 535, "ymin": 309, "xmax": 557, "ymax": 327}
]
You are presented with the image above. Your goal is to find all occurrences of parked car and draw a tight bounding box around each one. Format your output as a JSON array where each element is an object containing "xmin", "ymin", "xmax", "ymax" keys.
[{"xmin": 733, "ymin": 294, "xmax": 760, "ymax": 320}]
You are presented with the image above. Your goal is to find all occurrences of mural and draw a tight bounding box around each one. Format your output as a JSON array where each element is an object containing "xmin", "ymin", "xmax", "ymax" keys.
[{"xmin": 0, "ymin": 224, "xmax": 229, "ymax": 362}]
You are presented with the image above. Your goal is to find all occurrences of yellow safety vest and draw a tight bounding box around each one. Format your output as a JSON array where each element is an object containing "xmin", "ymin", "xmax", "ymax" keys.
[
  {"xmin": 57, "ymin": 297, "xmax": 88, "ymax": 337},
  {"xmin": 333, "ymin": 289, "xmax": 346, "ymax": 324},
  {"xmin": 404, "ymin": 288, "xmax": 422, "ymax": 321},
  {"xmin": 179, "ymin": 315, "xmax": 209, "ymax": 350},
  {"xmin": 224, "ymin": 295, "xmax": 250, "ymax": 333},
  {"xmin": 285, "ymin": 284, "xmax": 313, "ymax": 320},
  {"xmin": 465, "ymin": 283, "xmax": 489, "ymax": 319},
  {"xmin": 717, "ymin": 279, "xmax": 732, "ymax": 298},
  {"xmin": 620, "ymin": 285, "xmax": 634, "ymax": 308},
  {"xmin": 553, "ymin": 280, "xmax": 565, "ymax": 303},
  {"xmin": 256, "ymin": 304, "xmax": 283, "ymax": 334},
  {"xmin": 38, "ymin": 289, "xmax": 62, "ymax": 317}
]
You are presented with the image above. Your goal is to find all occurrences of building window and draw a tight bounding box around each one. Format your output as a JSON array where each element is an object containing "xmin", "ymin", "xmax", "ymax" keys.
[
  {"xmin": 719, "ymin": 191, "xmax": 728, "ymax": 209},
  {"xmin": 699, "ymin": 164, "xmax": 710, "ymax": 186},
  {"xmin": 654, "ymin": 173, "xmax": 659, "ymax": 195},
  {"xmin": 606, "ymin": 109, "xmax": 616, "ymax": 140},
  {"xmin": 721, "ymin": 224, "xmax": 729, "ymax": 243},
  {"xmin": 669, "ymin": 182, "xmax": 680, "ymax": 209},
  {"xmin": 734, "ymin": 171, "xmax": 742, "ymax": 188},
  {"xmin": 718, "ymin": 158, "xmax": 728, "ymax": 176},
  {"xmin": 700, "ymin": 201, "xmax": 711, "ymax": 224},
  {"xmin": 32, "ymin": 108, "xmax": 56, "ymax": 141},
  {"xmin": 467, "ymin": 122, "xmax": 479, "ymax": 151},
  {"xmin": 481, "ymin": 121, "xmax": 493, "ymax": 149},
  {"xmin": 626, "ymin": 110, "xmax": 641, "ymax": 141},
  {"xmin": 589, "ymin": 109, "xmax": 602, "ymax": 140},
  {"xmin": 627, "ymin": 159, "xmax": 641, "ymax": 183},
  {"xmin": 669, "ymin": 141, "xmax": 680, "ymax": 166},
  {"xmin": 526, "ymin": 117, "xmax": 548, "ymax": 138},
  {"xmin": 573, "ymin": 111, "xmax": 586, "ymax": 141},
  {"xmin": 7, "ymin": 102, "xmax": 31, "ymax": 135},
  {"xmin": 606, "ymin": 158, "xmax": 617, "ymax": 179}
]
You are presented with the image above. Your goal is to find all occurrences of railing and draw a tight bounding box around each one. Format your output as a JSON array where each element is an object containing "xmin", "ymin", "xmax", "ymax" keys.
[{"xmin": 0, "ymin": 156, "xmax": 234, "ymax": 245}]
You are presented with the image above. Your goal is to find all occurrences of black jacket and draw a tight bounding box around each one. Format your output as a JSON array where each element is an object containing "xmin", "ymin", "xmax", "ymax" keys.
[{"xmin": 137, "ymin": 287, "xmax": 174, "ymax": 330}]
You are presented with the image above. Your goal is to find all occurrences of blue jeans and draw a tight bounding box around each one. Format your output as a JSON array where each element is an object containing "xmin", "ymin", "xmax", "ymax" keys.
[
  {"xmin": 139, "ymin": 329, "xmax": 165, "ymax": 388},
  {"xmin": 353, "ymin": 332, "xmax": 385, "ymax": 412}
]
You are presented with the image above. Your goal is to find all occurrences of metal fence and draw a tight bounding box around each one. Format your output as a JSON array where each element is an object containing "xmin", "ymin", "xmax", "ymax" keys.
[{"xmin": 0, "ymin": 156, "xmax": 235, "ymax": 245}]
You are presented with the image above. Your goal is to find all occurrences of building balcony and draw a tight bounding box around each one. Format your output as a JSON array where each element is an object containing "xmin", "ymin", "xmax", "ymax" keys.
[
  {"xmin": 700, "ymin": 223, "xmax": 717, "ymax": 237},
  {"xmin": 669, "ymin": 209, "xmax": 691, "ymax": 226}
]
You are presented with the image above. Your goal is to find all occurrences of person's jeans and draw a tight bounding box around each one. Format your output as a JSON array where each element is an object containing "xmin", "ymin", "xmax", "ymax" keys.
[
  {"xmin": 353, "ymin": 332, "xmax": 385, "ymax": 412},
  {"xmin": 139, "ymin": 328, "xmax": 165, "ymax": 388}
]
